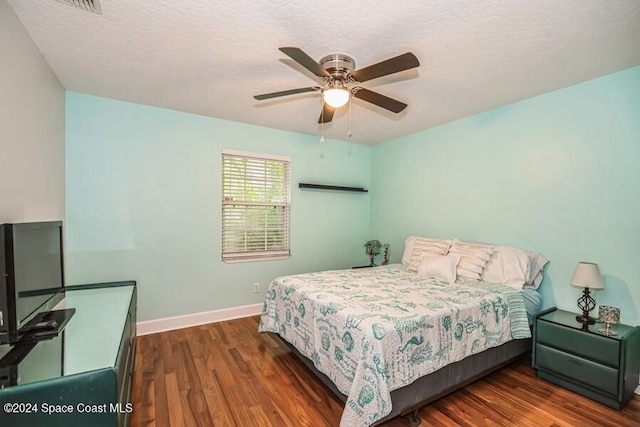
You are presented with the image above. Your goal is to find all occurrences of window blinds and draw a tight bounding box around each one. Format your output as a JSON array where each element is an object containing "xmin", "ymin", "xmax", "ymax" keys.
[{"xmin": 222, "ymin": 150, "xmax": 291, "ymax": 261}]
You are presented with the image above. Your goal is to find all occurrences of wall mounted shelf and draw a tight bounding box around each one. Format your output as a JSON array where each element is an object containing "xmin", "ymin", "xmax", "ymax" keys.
[{"xmin": 298, "ymin": 183, "xmax": 368, "ymax": 193}]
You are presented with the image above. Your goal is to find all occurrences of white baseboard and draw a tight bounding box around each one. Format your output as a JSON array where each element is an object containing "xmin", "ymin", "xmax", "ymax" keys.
[
  {"xmin": 136, "ymin": 303, "xmax": 262, "ymax": 336},
  {"xmin": 635, "ymin": 383, "xmax": 640, "ymax": 396}
]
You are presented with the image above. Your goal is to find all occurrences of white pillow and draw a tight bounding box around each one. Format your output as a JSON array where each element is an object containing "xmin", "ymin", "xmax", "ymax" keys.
[
  {"xmin": 448, "ymin": 240, "xmax": 494, "ymax": 281},
  {"xmin": 407, "ymin": 237, "xmax": 452, "ymax": 271},
  {"xmin": 523, "ymin": 250, "xmax": 548, "ymax": 289},
  {"xmin": 401, "ymin": 236, "xmax": 417, "ymax": 265},
  {"xmin": 482, "ymin": 245, "xmax": 531, "ymax": 289},
  {"xmin": 417, "ymin": 254, "xmax": 460, "ymax": 283}
]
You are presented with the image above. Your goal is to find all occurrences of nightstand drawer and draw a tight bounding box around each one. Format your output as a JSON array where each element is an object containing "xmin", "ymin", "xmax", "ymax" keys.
[
  {"xmin": 535, "ymin": 344, "xmax": 619, "ymax": 396},
  {"xmin": 536, "ymin": 321, "xmax": 619, "ymax": 367}
]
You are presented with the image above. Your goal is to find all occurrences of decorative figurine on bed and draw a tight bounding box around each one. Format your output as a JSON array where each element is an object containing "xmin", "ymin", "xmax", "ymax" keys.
[{"xmin": 364, "ymin": 240, "xmax": 386, "ymax": 266}]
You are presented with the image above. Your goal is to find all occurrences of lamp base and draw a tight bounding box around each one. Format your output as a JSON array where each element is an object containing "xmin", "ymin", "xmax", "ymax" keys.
[
  {"xmin": 575, "ymin": 314, "xmax": 596, "ymax": 326},
  {"xmin": 368, "ymin": 252, "xmax": 376, "ymax": 267},
  {"xmin": 599, "ymin": 323, "xmax": 618, "ymax": 336},
  {"xmin": 576, "ymin": 287, "xmax": 596, "ymax": 328}
]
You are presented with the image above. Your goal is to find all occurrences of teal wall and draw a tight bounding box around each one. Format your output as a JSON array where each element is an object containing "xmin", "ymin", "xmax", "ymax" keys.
[
  {"xmin": 370, "ymin": 66, "xmax": 640, "ymax": 325},
  {"xmin": 65, "ymin": 93, "xmax": 371, "ymax": 322},
  {"xmin": 66, "ymin": 67, "xmax": 640, "ymax": 326}
]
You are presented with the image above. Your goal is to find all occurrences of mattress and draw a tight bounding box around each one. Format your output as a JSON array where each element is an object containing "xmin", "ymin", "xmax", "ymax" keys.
[{"xmin": 259, "ymin": 264, "xmax": 533, "ymax": 427}]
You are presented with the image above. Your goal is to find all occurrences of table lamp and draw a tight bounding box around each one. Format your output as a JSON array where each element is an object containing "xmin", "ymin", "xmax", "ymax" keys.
[
  {"xmin": 570, "ymin": 262, "xmax": 604, "ymax": 326},
  {"xmin": 598, "ymin": 305, "xmax": 620, "ymax": 336},
  {"xmin": 364, "ymin": 240, "xmax": 382, "ymax": 267}
]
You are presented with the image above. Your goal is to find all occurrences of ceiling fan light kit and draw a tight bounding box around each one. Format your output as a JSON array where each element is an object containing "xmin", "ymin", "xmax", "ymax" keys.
[
  {"xmin": 254, "ymin": 47, "xmax": 420, "ymax": 135},
  {"xmin": 323, "ymin": 84, "xmax": 350, "ymax": 108}
]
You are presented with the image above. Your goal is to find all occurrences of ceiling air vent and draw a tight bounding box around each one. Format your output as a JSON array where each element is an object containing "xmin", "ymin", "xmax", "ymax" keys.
[{"xmin": 55, "ymin": 0, "xmax": 102, "ymax": 14}]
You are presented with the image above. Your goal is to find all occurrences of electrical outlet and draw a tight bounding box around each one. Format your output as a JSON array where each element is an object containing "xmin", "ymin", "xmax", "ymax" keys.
[{"xmin": 253, "ymin": 282, "xmax": 260, "ymax": 293}]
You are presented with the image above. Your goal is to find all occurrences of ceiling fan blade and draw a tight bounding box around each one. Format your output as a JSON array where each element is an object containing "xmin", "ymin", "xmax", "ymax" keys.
[
  {"xmin": 353, "ymin": 88, "xmax": 407, "ymax": 113},
  {"xmin": 279, "ymin": 47, "xmax": 331, "ymax": 79},
  {"xmin": 318, "ymin": 103, "xmax": 335, "ymax": 123},
  {"xmin": 350, "ymin": 52, "xmax": 419, "ymax": 83},
  {"xmin": 254, "ymin": 87, "xmax": 320, "ymax": 100}
]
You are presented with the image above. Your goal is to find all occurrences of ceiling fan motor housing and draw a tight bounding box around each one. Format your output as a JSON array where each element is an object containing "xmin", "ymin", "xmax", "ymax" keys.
[{"xmin": 320, "ymin": 54, "xmax": 356, "ymax": 80}]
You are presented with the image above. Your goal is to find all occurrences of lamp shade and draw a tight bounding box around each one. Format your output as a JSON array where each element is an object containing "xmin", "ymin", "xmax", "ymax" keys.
[
  {"xmin": 323, "ymin": 88, "xmax": 350, "ymax": 108},
  {"xmin": 571, "ymin": 262, "xmax": 604, "ymax": 289},
  {"xmin": 598, "ymin": 305, "xmax": 620, "ymax": 324}
]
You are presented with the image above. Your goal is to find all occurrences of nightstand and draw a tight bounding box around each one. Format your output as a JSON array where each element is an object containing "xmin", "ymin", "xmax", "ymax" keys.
[{"xmin": 533, "ymin": 307, "xmax": 640, "ymax": 409}]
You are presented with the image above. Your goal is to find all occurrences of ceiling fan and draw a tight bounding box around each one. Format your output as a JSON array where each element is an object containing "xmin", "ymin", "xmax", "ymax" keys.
[{"xmin": 254, "ymin": 47, "xmax": 420, "ymax": 124}]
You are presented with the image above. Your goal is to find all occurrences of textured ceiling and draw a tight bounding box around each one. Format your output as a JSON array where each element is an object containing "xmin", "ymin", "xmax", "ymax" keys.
[{"xmin": 7, "ymin": 0, "xmax": 640, "ymax": 145}]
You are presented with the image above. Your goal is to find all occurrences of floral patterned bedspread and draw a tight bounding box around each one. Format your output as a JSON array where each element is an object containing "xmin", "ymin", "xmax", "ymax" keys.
[{"xmin": 258, "ymin": 264, "xmax": 531, "ymax": 427}]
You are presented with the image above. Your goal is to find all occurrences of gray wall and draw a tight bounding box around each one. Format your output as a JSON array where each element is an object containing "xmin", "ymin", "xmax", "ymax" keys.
[{"xmin": 0, "ymin": 1, "xmax": 65, "ymax": 223}]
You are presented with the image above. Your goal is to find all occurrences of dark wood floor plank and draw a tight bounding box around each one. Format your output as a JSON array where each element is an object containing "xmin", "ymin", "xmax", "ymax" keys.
[
  {"xmin": 436, "ymin": 389, "xmax": 504, "ymax": 426},
  {"xmin": 419, "ymin": 407, "xmax": 463, "ymax": 427},
  {"xmin": 129, "ymin": 315, "xmax": 640, "ymax": 427},
  {"xmin": 152, "ymin": 334, "xmax": 170, "ymax": 427},
  {"xmin": 135, "ymin": 334, "xmax": 157, "ymax": 427},
  {"xmin": 160, "ymin": 333, "xmax": 176, "ymax": 375},
  {"xmin": 219, "ymin": 382, "xmax": 258, "ymax": 425},
  {"xmin": 164, "ymin": 372, "xmax": 183, "ymax": 427},
  {"xmin": 205, "ymin": 368, "xmax": 237, "ymax": 426},
  {"xmin": 204, "ymin": 331, "xmax": 239, "ymax": 389},
  {"xmin": 463, "ymin": 381, "xmax": 564, "ymax": 426}
]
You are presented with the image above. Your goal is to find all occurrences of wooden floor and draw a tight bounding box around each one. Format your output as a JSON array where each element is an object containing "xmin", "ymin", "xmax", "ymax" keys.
[{"xmin": 129, "ymin": 315, "xmax": 640, "ymax": 427}]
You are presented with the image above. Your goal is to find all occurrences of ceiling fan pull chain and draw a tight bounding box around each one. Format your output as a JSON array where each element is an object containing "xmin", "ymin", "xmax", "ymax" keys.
[
  {"xmin": 320, "ymin": 97, "xmax": 325, "ymax": 144},
  {"xmin": 348, "ymin": 95, "xmax": 353, "ymax": 138}
]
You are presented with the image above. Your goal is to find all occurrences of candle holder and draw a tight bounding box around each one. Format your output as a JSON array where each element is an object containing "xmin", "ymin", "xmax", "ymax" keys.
[
  {"xmin": 381, "ymin": 244, "xmax": 390, "ymax": 266},
  {"xmin": 598, "ymin": 305, "xmax": 620, "ymax": 336}
]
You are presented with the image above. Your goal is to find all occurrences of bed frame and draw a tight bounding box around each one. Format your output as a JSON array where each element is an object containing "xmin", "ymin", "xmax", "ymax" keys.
[{"xmin": 279, "ymin": 335, "xmax": 531, "ymax": 425}]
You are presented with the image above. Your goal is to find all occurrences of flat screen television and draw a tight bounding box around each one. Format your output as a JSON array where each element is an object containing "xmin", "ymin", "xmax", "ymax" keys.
[{"xmin": 0, "ymin": 221, "xmax": 65, "ymax": 345}]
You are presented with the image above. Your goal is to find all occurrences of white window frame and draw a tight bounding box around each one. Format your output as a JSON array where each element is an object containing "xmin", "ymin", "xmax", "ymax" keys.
[{"xmin": 221, "ymin": 149, "xmax": 291, "ymax": 263}]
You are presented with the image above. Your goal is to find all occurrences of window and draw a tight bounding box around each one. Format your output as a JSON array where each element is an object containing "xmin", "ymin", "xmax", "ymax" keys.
[{"xmin": 222, "ymin": 149, "xmax": 291, "ymax": 262}]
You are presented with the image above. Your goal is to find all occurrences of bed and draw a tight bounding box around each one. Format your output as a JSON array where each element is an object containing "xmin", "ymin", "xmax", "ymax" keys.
[{"xmin": 258, "ymin": 238, "xmax": 546, "ymax": 426}]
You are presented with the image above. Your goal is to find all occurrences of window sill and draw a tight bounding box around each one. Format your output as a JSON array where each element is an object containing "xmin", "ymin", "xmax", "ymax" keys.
[{"xmin": 223, "ymin": 255, "xmax": 290, "ymax": 264}]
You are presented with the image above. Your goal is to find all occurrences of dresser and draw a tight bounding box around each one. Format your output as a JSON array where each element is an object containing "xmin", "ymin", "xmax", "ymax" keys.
[
  {"xmin": 0, "ymin": 281, "xmax": 136, "ymax": 427},
  {"xmin": 533, "ymin": 307, "xmax": 640, "ymax": 409}
]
